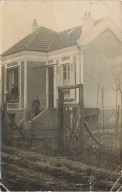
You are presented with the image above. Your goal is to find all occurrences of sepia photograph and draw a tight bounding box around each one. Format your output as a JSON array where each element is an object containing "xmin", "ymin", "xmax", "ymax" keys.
[{"xmin": 0, "ymin": 0, "xmax": 122, "ymax": 192}]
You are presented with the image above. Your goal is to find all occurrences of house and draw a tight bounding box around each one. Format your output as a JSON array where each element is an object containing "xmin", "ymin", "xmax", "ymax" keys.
[{"xmin": 1, "ymin": 14, "xmax": 122, "ymax": 129}]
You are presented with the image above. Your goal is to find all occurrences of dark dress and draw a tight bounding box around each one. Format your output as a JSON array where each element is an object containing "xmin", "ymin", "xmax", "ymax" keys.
[{"xmin": 32, "ymin": 99, "xmax": 40, "ymax": 116}]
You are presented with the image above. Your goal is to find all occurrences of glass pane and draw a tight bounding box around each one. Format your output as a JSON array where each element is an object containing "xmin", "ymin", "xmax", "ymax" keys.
[
  {"xmin": 7, "ymin": 67, "xmax": 19, "ymax": 102},
  {"xmin": 63, "ymin": 65, "xmax": 66, "ymax": 71},
  {"xmin": 68, "ymin": 65, "xmax": 70, "ymax": 79},
  {"xmin": 63, "ymin": 72, "xmax": 66, "ymax": 80}
]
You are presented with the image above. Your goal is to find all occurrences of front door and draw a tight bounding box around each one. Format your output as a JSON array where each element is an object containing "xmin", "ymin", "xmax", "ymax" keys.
[{"xmin": 48, "ymin": 67, "xmax": 54, "ymax": 108}]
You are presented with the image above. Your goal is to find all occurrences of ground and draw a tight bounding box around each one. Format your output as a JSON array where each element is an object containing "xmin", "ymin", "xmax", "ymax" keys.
[
  {"xmin": 2, "ymin": 119, "xmax": 122, "ymax": 191},
  {"xmin": 1, "ymin": 144, "xmax": 122, "ymax": 191}
]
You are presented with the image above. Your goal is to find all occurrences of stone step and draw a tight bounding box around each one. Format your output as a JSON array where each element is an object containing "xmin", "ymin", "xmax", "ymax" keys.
[{"xmin": 32, "ymin": 109, "xmax": 58, "ymax": 131}]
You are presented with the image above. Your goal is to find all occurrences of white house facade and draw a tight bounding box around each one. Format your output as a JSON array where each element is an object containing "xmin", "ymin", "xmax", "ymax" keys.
[{"xmin": 1, "ymin": 15, "xmax": 122, "ymax": 124}]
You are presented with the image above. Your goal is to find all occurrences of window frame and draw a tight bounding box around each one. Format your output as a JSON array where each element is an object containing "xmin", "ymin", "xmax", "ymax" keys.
[
  {"xmin": 6, "ymin": 66, "xmax": 19, "ymax": 102},
  {"xmin": 62, "ymin": 63, "xmax": 70, "ymax": 81}
]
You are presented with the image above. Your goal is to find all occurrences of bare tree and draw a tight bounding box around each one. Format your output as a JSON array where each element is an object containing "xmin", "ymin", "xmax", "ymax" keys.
[{"xmin": 113, "ymin": 73, "xmax": 122, "ymax": 163}]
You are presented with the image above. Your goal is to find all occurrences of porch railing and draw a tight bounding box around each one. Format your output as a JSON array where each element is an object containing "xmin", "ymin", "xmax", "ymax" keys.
[{"xmin": 7, "ymin": 103, "xmax": 19, "ymax": 110}]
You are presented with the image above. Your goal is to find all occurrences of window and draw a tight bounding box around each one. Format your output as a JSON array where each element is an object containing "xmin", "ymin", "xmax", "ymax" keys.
[
  {"xmin": 63, "ymin": 64, "xmax": 70, "ymax": 80},
  {"xmin": 48, "ymin": 59, "xmax": 54, "ymax": 64},
  {"xmin": 6, "ymin": 67, "xmax": 19, "ymax": 102},
  {"xmin": 63, "ymin": 90, "xmax": 70, "ymax": 98},
  {"xmin": 62, "ymin": 56, "xmax": 70, "ymax": 61},
  {"xmin": 7, "ymin": 62, "xmax": 18, "ymax": 68},
  {"xmin": 62, "ymin": 64, "xmax": 70, "ymax": 98}
]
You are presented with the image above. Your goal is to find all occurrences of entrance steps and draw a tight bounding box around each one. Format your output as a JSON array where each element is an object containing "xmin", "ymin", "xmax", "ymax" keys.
[
  {"xmin": 31, "ymin": 108, "xmax": 58, "ymax": 139},
  {"xmin": 32, "ymin": 108, "xmax": 58, "ymax": 130}
]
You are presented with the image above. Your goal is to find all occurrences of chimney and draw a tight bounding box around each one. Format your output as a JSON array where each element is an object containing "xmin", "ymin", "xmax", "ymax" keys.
[
  {"xmin": 32, "ymin": 19, "xmax": 38, "ymax": 33},
  {"xmin": 82, "ymin": 12, "xmax": 94, "ymax": 34}
]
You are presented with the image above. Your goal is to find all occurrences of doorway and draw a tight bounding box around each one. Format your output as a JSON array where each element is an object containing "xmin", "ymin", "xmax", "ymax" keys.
[{"xmin": 48, "ymin": 66, "xmax": 54, "ymax": 108}]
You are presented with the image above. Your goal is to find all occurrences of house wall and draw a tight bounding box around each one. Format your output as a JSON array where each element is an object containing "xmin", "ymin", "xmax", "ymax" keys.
[
  {"xmin": 27, "ymin": 60, "xmax": 46, "ymax": 109},
  {"xmin": 46, "ymin": 48, "xmax": 80, "ymax": 107},
  {"xmin": 84, "ymin": 29, "xmax": 122, "ymax": 108}
]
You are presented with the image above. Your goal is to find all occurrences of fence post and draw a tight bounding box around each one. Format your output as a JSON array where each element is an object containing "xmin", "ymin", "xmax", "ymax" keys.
[
  {"xmin": 2, "ymin": 103, "xmax": 7, "ymax": 141},
  {"xmin": 120, "ymin": 93, "xmax": 122, "ymax": 164},
  {"xmin": 63, "ymin": 104, "xmax": 66, "ymax": 152},
  {"xmin": 78, "ymin": 84, "xmax": 84, "ymax": 154},
  {"xmin": 30, "ymin": 106, "xmax": 34, "ymax": 147},
  {"xmin": 58, "ymin": 88, "xmax": 64, "ymax": 154}
]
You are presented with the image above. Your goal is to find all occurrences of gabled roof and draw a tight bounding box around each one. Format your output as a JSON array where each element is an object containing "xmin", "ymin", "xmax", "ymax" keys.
[{"xmin": 77, "ymin": 17, "xmax": 122, "ymax": 46}]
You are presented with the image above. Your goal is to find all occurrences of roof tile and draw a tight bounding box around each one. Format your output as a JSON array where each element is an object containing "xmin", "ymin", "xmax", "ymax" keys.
[{"xmin": 2, "ymin": 19, "xmax": 102, "ymax": 56}]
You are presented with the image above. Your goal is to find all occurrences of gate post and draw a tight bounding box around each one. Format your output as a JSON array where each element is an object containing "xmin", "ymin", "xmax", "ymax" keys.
[
  {"xmin": 78, "ymin": 84, "xmax": 84, "ymax": 154},
  {"xmin": 58, "ymin": 88, "xmax": 65, "ymax": 154}
]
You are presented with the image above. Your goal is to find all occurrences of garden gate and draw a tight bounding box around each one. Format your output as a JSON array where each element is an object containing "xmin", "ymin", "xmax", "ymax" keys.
[{"xmin": 57, "ymin": 84, "xmax": 84, "ymax": 154}]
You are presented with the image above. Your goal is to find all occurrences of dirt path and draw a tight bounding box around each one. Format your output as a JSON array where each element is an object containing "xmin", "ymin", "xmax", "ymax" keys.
[{"xmin": 1, "ymin": 145, "xmax": 121, "ymax": 191}]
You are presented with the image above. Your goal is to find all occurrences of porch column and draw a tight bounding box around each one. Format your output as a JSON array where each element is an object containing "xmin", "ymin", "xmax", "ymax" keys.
[
  {"xmin": 18, "ymin": 61, "xmax": 21, "ymax": 109},
  {"xmin": 76, "ymin": 46, "xmax": 85, "ymax": 103},
  {"xmin": 4, "ymin": 64, "xmax": 7, "ymax": 103},
  {"xmin": 3, "ymin": 64, "xmax": 6, "ymax": 103},
  {"xmin": 46, "ymin": 64, "xmax": 48, "ymax": 108},
  {"xmin": 24, "ymin": 60, "xmax": 28, "ymax": 122},
  {"xmin": 78, "ymin": 46, "xmax": 84, "ymax": 84},
  {"xmin": 54, "ymin": 65, "xmax": 57, "ymax": 108}
]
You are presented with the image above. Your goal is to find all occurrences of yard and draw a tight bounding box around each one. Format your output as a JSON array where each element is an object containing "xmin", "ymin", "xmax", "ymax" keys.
[
  {"xmin": 1, "ymin": 105, "xmax": 122, "ymax": 191},
  {"xmin": 1, "ymin": 133, "xmax": 122, "ymax": 192}
]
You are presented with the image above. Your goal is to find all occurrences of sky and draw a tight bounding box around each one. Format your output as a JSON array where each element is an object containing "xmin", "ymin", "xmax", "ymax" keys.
[{"xmin": 0, "ymin": 0, "xmax": 122, "ymax": 54}]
